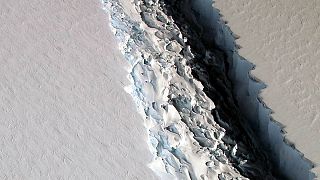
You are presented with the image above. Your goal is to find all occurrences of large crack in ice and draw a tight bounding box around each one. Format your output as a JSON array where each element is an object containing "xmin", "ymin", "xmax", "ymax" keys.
[
  {"xmin": 101, "ymin": 0, "xmax": 256, "ymax": 179},
  {"xmin": 99, "ymin": 0, "xmax": 315, "ymax": 179}
]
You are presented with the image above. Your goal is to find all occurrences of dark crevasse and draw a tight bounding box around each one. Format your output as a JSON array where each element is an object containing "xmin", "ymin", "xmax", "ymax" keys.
[{"xmin": 158, "ymin": 0, "xmax": 315, "ymax": 179}]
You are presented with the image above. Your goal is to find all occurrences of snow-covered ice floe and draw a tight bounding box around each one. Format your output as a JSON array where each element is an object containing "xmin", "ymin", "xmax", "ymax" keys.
[{"xmin": 100, "ymin": 0, "xmax": 314, "ymax": 179}]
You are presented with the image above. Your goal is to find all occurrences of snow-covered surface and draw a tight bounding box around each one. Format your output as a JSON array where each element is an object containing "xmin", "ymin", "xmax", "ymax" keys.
[
  {"xmin": 215, "ymin": 0, "xmax": 320, "ymax": 177},
  {"xmin": 0, "ymin": 0, "xmax": 157, "ymax": 179}
]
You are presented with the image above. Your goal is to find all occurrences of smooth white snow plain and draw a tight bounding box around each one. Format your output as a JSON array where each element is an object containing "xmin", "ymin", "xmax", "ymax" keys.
[
  {"xmin": 214, "ymin": 0, "xmax": 320, "ymax": 178},
  {"xmin": 0, "ymin": 0, "xmax": 157, "ymax": 179}
]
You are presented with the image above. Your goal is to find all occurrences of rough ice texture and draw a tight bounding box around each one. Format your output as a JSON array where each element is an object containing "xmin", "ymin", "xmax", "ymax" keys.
[
  {"xmin": 102, "ymin": 0, "xmax": 273, "ymax": 179},
  {"xmin": 0, "ymin": 0, "xmax": 157, "ymax": 179}
]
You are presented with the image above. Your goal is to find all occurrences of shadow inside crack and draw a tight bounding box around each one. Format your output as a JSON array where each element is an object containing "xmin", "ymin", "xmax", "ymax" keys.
[{"xmin": 159, "ymin": 0, "xmax": 316, "ymax": 179}]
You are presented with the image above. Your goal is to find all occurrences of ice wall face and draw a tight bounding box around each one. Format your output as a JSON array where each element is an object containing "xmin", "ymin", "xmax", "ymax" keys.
[
  {"xmin": 160, "ymin": 0, "xmax": 276, "ymax": 178},
  {"xmin": 181, "ymin": 0, "xmax": 315, "ymax": 179}
]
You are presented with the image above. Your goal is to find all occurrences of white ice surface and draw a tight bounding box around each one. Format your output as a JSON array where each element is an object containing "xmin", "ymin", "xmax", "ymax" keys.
[{"xmin": 0, "ymin": 0, "xmax": 157, "ymax": 179}]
